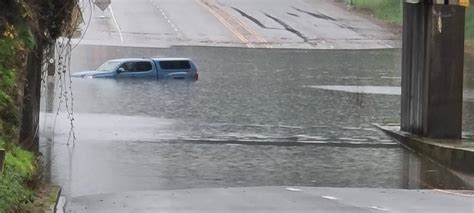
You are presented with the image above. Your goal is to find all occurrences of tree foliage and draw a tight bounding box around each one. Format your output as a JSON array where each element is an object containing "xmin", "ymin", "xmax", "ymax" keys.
[
  {"xmin": 0, "ymin": 0, "xmax": 78, "ymax": 44},
  {"xmin": 0, "ymin": 0, "xmax": 79, "ymax": 211}
]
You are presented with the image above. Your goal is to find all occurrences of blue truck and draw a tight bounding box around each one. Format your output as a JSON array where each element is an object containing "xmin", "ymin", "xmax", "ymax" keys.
[{"xmin": 72, "ymin": 58, "xmax": 199, "ymax": 80}]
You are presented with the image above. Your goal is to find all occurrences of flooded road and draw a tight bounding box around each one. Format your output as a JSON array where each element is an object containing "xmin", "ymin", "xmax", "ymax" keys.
[
  {"xmin": 40, "ymin": 45, "xmax": 474, "ymax": 197},
  {"xmin": 67, "ymin": 46, "xmax": 403, "ymax": 140}
]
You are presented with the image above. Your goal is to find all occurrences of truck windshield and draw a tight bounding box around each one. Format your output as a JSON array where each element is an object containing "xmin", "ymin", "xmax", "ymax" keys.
[{"xmin": 96, "ymin": 61, "xmax": 120, "ymax": 72}]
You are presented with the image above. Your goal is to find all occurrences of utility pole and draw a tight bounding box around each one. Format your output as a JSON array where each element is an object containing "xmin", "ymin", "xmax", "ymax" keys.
[{"xmin": 401, "ymin": 0, "xmax": 468, "ymax": 139}]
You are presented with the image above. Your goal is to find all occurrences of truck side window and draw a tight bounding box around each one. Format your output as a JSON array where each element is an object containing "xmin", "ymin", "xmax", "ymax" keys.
[
  {"xmin": 119, "ymin": 62, "xmax": 136, "ymax": 72},
  {"xmin": 135, "ymin": 62, "xmax": 152, "ymax": 72},
  {"xmin": 159, "ymin": 61, "xmax": 191, "ymax": 70}
]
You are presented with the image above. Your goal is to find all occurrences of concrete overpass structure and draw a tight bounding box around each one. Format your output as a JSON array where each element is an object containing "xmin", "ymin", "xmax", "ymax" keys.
[{"xmin": 401, "ymin": 0, "xmax": 468, "ymax": 139}]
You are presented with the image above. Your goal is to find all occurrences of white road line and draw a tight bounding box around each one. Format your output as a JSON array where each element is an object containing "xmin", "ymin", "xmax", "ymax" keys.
[
  {"xmin": 285, "ymin": 187, "xmax": 303, "ymax": 192},
  {"xmin": 170, "ymin": 24, "xmax": 178, "ymax": 32},
  {"xmin": 369, "ymin": 206, "xmax": 389, "ymax": 211},
  {"xmin": 321, "ymin": 196, "xmax": 338, "ymax": 200},
  {"xmin": 152, "ymin": 2, "xmax": 182, "ymax": 37},
  {"xmin": 108, "ymin": 5, "xmax": 123, "ymax": 43}
]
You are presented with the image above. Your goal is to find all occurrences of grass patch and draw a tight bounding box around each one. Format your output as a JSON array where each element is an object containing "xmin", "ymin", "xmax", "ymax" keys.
[
  {"xmin": 25, "ymin": 185, "xmax": 62, "ymax": 212},
  {"xmin": 0, "ymin": 140, "xmax": 36, "ymax": 212},
  {"xmin": 349, "ymin": 0, "xmax": 402, "ymax": 24},
  {"xmin": 466, "ymin": 7, "xmax": 474, "ymax": 45}
]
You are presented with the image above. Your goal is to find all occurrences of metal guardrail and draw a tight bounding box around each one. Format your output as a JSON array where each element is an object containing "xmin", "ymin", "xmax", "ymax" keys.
[{"xmin": 0, "ymin": 149, "xmax": 5, "ymax": 174}]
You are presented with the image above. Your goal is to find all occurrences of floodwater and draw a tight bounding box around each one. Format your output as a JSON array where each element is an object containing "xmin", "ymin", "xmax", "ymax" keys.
[{"xmin": 40, "ymin": 46, "xmax": 474, "ymax": 197}]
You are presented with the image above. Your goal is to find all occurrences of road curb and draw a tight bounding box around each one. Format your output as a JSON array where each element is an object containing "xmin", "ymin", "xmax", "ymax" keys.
[
  {"xmin": 56, "ymin": 196, "xmax": 67, "ymax": 213},
  {"xmin": 376, "ymin": 125, "xmax": 474, "ymax": 174},
  {"xmin": 31, "ymin": 185, "xmax": 62, "ymax": 213},
  {"xmin": 49, "ymin": 186, "xmax": 62, "ymax": 213}
]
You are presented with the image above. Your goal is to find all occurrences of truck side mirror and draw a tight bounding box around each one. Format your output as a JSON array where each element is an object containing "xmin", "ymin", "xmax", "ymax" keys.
[{"xmin": 117, "ymin": 67, "xmax": 125, "ymax": 73}]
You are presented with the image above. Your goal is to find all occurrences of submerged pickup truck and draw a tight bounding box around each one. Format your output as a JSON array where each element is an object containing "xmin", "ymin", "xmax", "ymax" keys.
[{"xmin": 72, "ymin": 58, "xmax": 199, "ymax": 80}]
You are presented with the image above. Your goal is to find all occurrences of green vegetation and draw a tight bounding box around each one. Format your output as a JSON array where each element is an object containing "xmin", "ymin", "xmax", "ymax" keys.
[
  {"xmin": 0, "ymin": 7, "xmax": 37, "ymax": 213},
  {"xmin": 0, "ymin": 140, "xmax": 36, "ymax": 211},
  {"xmin": 1, "ymin": 0, "xmax": 79, "ymax": 211},
  {"xmin": 466, "ymin": 7, "xmax": 474, "ymax": 48},
  {"xmin": 349, "ymin": 0, "xmax": 402, "ymax": 24},
  {"xmin": 1, "ymin": 25, "xmax": 30, "ymax": 143},
  {"xmin": 0, "ymin": 34, "xmax": 37, "ymax": 207},
  {"xmin": 0, "ymin": 24, "xmax": 34, "ymax": 141}
]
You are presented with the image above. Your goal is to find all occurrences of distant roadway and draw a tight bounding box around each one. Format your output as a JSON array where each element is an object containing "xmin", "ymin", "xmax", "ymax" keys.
[{"xmin": 75, "ymin": 0, "xmax": 398, "ymax": 49}]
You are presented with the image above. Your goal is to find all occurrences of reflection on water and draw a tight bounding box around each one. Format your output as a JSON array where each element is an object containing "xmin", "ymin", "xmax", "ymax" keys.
[
  {"xmin": 306, "ymin": 85, "xmax": 401, "ymax": 95},
  {"xmin": 401, "ymin": 150, "xmax": 473, "ymax": 190},
  {"xmin": 40, "ymin": 46, "xmax": 474, "ymax": 197}
]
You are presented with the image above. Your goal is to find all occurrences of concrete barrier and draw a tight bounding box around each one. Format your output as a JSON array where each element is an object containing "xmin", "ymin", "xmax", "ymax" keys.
[{"xmin": 378, "ymin": 125, "xmax": 474, "ymax": 174}]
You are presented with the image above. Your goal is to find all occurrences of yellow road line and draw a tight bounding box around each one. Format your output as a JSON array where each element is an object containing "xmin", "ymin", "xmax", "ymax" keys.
[
  {"xmin": 232, "ymin": 14, "xmax": 272, "ymax": 48},
  {"xmin": 433, "ymin": 189, "xmax": 474, "ymax": 197},
  {"xmin": 194, "ymin": 0, "xmax": 253, "ymax": 48},
  {"xmin": 204, "ymin": 0, "xmax": 271, "ymax": 49}
]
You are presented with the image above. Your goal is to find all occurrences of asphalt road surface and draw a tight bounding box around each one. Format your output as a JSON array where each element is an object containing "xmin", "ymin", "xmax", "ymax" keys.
[
  {"xmin": 68, "ymin": 187, "xmax": 474, "ymax": 212},
  {"xmin": 75, "ymin": 0, "xmax": 398, "ymax": 49},
  {"xmin": 38, "ymin": 1, "xmax": 474, "ymax": 212}
]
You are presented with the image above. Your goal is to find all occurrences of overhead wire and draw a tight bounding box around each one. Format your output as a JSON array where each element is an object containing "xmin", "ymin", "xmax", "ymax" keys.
[{"xmin": 51, "ymin": 0, "xmax": 94, "ymax": 146}]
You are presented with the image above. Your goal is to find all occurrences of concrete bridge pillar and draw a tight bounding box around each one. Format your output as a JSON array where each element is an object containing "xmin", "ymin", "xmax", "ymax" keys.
[{"xmin": 401, "ymin": 0, "xmax": 468, "ymax": 139}]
